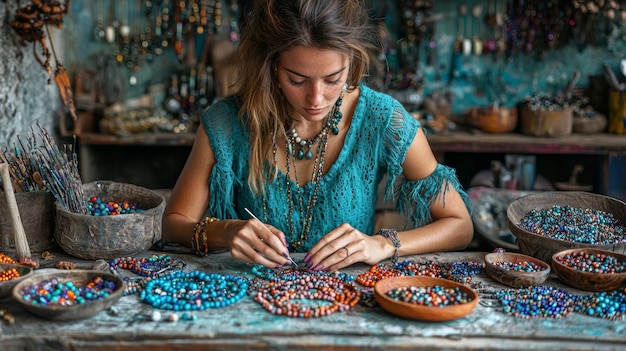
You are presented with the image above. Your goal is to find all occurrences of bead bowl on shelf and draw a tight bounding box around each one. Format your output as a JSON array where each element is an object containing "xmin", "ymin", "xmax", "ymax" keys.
[
  {"xmin": 507, "ymin": 191, "xmax": 626, "ymax": 264},
  {"xmin": 551, "ymin": 248, "xmax": 626, "ymax": 292},
  {"xmin": 54, "ymin": 181, "xmax": 166, "ymax": 260},
  {"xmin": 12, "ymin": 270, "xmax": 124, "ymax": 321},
  {"xmin": 0, "ymin": 263, "xmax": 33, "ymax": 298},
  {"xmin": 465, "ymin": 106, "xmax": 518, "ymax": 133},
  {"xmin": 374, "ymin": 276, "xmax": 479, "ymax": 322},
  {"xmin": 484, "ymin": 252, "xmax": 550, "ymax": 288}
]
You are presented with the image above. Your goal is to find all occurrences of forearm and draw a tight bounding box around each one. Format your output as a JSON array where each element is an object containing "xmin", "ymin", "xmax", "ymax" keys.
[{"xmin": 394, "ymin": 216, "xmax": 474, "ymax": 257}]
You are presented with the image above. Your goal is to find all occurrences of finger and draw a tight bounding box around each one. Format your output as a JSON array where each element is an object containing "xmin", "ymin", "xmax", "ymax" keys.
[
  {"xmin": 305, "ymin": 224, "xmax": 355, "ymax": 269},
  {"xmin": 249, "ymin": 221, "xmax": 291, "ymax": 261}
]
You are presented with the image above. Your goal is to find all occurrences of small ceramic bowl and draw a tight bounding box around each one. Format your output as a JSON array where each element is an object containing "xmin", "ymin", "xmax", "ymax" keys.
[
  {"xmin": 374, "ymin": 276, "xmax": 479, "ymax": 322},
  {"xmin": 551, "ymin": 248, "xmax": 626, "ymax": 292},
  {"xmin": 12, "ymin": 269, "xmax": 124, "ymax": 321},
  {"xmin": 484, "ymin": 252, "xmax": 551, "ymax": 288},
  {"xmin": 0, "ymin": 263, "xmax": 33, "ymax": 298}
]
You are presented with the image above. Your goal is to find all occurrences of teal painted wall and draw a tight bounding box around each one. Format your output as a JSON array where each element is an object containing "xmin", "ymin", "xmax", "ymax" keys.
[{"xmin": 61, "ymin": 0, "xmax": 626, "ymax": 114}]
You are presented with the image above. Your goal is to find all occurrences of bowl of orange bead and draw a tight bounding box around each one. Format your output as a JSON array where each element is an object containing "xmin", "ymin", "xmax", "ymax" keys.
[
  {"xmin": 484, "ymin": 251, "xmax": 551, "ymax": 288},
  {"xmin": 551, "ymin": 248, "xmax": 626, "ymax": 292},
  {"xmin": 0, "ymin": 263, "xmax": 33, "ymax": 298},
  {"xmin": 12, "ymin": 270, "xmax": 124, "ymax": 321},
  {"xmin": 374, "ymin": 276, "xmax": 479, "ymax": 322}
]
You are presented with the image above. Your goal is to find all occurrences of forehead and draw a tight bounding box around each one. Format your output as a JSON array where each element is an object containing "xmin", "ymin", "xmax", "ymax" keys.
[{"xmin": 278, "ymin": 46, "xmax": 349, "ymax": 76}]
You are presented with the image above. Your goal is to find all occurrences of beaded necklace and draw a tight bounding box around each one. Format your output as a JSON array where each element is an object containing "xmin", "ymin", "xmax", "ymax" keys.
[
  {"xmin": 275, "ymin": 92, "xmax": 344, "ymax": 252},
  {"xmin": 356, "ymin": 259, "xmax": 484, "ymax": 287},
  {"xmin": 108, "ymin": 255, "xmax": 187, "ymax": 295},
  {"xmin": 140, "ymin": 270, "xmax": 248, "ymax": 310}
]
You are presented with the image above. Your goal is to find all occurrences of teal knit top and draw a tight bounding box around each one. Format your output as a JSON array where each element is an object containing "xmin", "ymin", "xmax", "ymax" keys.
[{"xmin": 201, "ymin": 84, "xmax": 471, "ymax": 252}]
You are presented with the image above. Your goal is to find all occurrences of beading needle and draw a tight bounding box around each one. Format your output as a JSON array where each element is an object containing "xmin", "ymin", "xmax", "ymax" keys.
[{"xmin": 244, "ymin": 207, "xmax": 298, "ymax": 267}]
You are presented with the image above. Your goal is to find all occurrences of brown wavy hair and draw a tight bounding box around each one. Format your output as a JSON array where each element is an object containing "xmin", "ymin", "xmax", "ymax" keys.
[{"xmin": 231, "ymin": 0, "xmax": 380, "ymax": 194}]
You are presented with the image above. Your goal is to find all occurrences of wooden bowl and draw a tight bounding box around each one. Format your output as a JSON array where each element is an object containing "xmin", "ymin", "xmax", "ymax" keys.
[
  {"xmin": 484, "ymin": 252, "xmax": 550, "ymax": 288},
  {"xmin": 551, "ymin": 248, "xmax": 626, "ymax": 292},
  {"xmin": 12, "ymin": 270, "xmax": 124, "ymax": 321},
  {"xmin": 54, "ymin": 181, "xmax": 165, "ymax": 260},
  {"xmin": 0, "ymin": 263, "xmax": 33, "ymax": 298},
  {"xmin": 466, "ymin": 107, "xmax": 518, "ymax": 133},
  {"xmin": 374, "ymin": 276, "xmax": 478, "ymax": 322},
  {"xmin": 519, "ymin": 107, "xmax": 573, "ymax": 137},
  {"xmin": 507, "ymin": 191, "xmax": 626, "ymax": 263}
]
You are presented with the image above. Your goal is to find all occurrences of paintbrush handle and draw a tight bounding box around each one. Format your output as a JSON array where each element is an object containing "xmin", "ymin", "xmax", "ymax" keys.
[
  {"xmin": 0, "ymin": 163, "xmax": 31, "ymax": 259},
  {"xmin": 244, "ymin": 207, "xmax": 298, "ymax": 266}
]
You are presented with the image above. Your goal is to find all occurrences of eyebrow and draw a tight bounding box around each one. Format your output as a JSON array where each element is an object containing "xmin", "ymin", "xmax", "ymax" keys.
[{"xmin": 282, "ymin": 66, "xmax": 347, "ymax": 79}]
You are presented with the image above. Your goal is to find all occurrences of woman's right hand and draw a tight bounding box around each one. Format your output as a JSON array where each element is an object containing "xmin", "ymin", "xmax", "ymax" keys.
[{"xmin": 226, "ymin": 219, "xmax": 293, "ymax": 268}]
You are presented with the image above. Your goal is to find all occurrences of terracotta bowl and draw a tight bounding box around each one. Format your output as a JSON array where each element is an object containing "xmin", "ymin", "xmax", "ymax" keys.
[
  {"xmin": 0, "ymin": 263, "xmax": 33, "ymax": 298},
  {"xmin": 484, "ymin": 252, "xmax": 550, "ymax": 288},
  {"xmin": 551, "ymin": 248, "xmax": 626, "ymax": 292},
  {"xmin": 374, "ymin": 276, "xmax": 478, "ymax": 322},
  {"xmin": 507, "ymin": 191, "xmax": 626, "ymax": 263},
  {"xmin": 12, "ymin": 270, "xmax": 124, "ymax": 321},
  {"xmin": 465, "ymin": 107, "xmax": 518, "ymax": 133}
]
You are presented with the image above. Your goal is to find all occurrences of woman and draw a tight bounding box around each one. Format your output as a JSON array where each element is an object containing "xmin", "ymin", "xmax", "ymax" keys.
[{"xmin": 162, "ymin": 0, "xmax": 473, "ymax": 271}]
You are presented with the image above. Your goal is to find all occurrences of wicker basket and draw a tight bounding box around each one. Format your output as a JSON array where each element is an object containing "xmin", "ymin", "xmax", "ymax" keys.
[
  {"xmin": 507, "ymin": 191, "xmax": 626, "ymax": 263},
  {"xmin": 54, "ymin": 181, "xmax": 165, "ymax": 260}
]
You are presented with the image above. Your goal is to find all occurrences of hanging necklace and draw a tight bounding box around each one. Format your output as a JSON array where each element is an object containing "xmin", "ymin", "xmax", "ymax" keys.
[
  {"xmin": 286, "ymin": 94, "xmax": 344, "ymax": 160},
  {"xmin": 281, "ymin": 92, "xmax": 344, "ymax": 251}
]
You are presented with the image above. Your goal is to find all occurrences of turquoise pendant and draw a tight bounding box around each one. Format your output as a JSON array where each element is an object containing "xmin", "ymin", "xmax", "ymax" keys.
[
  {"xmin": 297, "ymin": 149, "xmax": 305, "ymax": 160},
  {"xmin": 305, "ymin": 149, "xmax": 314, "ymax": 160}
]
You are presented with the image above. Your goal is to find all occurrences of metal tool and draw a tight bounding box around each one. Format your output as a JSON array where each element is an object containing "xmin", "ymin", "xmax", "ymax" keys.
[{"xmin": 244, "ymin": 207, "xmax": 298, "ymax": 267}]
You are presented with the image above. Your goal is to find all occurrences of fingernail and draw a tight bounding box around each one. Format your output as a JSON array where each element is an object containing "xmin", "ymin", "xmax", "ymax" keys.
[
  {"xmin": 323, "ymin": 267, "xmax": 331, "ymax": 272},
  {"xmin": 303, "ymin": 253, "xmax": 310, "ymax": 262},
  {"xmin": 312, "ymin": 263, "xmax": 322, "ymax": 271},
  {"xmin": 305, "ymin": 260, "xmax": 313, "ymax": 268},
  {"xmin": 276, "ymin": 264, "xmax": 284, "ymax": 269},
  {"xmin": 284, "ymin": 260, "xmax": 291, "ymax": 266},
  {"xmin": 283, "ymin": 251, "xmax": 290, "ymax": 258}
]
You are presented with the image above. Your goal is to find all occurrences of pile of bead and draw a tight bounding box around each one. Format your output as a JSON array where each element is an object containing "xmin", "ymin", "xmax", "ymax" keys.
[
  {"xmin": 491, "ymin": 260, "xmax": 547, "ymax": 273},
  {"xmin": 108, "ymin": 255, "xmax": 187, "ymax": 295},
  {"xmin": 575, "ymin": 289, "xmax": 626, "ymax": 320},
  {"xmin": 518, "ymin": 205, "xmax": 626, "ymax": 245},
  {"xmin": 140, "ymin": 270, "xmax": 247, "ymax": 311},
  {"xmin": 253, "ymin": 271, "xmax": 360, "ymax": 318},
  {"xmin": 356, "ymin": 260, "xmax": 483, "ymax": 287},
  {"xmin": 0, "ymin": 253, "xmax": 15, "ymax": 264},
  {"xmin": 0, "ymin": 268, "xmax": 20, "ymax": 282},
  {"xmin": 385, "ymin": 285, "xmax": 473, "ymax": 307},
  {"xmin": 250, "ymin": 264, "xmax": 364, "ymax": 316},
  {"xmin": 19, "ymin": 276, "xmax": 117, "ymax": 306},
  {"xmin": 87, "ymin": 196, "xmax": 144, "ymax": 216},
  {"xmin": 554, "ymin": 251, "xmax": 626, "ymax": 274},
  {"xmin": 494, "ymin": 286, "xmax": 577, "ymax": 319}
]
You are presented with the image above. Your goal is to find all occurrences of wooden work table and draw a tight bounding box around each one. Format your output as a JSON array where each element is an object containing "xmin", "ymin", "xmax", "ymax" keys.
[{"xmin": 1, "ymin": 250, "xmax": 625, "ymax": 351}]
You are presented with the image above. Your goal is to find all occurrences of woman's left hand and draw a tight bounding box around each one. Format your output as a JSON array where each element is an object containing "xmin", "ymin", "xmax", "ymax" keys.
[{"xmin": 303, "ymin": 223, "xmax": 390, "ymax": 271}]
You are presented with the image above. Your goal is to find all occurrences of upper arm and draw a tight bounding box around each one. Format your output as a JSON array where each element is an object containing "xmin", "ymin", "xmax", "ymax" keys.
[
  {"xmin": 164, "ymin": 126, "xmax": 215, "ymax": 222},
  {"xmin": 401, "ymin": 126, "xmax": 439, "ymax": 181}
]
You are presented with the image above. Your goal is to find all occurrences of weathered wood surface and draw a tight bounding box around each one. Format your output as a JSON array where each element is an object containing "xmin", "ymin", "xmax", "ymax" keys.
[{"xmin": 1, "ymin": 250, "xmax": 625, "ymax": 351}]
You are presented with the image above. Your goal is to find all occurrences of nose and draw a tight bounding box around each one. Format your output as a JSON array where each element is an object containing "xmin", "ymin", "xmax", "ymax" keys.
[{"xmin": 307, "ymin": 81, "xmax": 324, "ymax": 106}]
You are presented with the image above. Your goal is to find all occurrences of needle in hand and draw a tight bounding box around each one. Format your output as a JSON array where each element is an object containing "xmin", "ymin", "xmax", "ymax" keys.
[{"xmin": 244, "ymin": 207, "xmax": 298, "ymax": 267}]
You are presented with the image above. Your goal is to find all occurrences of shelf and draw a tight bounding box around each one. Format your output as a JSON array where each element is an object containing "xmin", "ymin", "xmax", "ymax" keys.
[
  {"xmin": 427, "ymin": 131, "xmax": 626, "ymax": 156},
  {"xmin": 79, "ymin": 132, "xmax": 195, "ymax": 146}
]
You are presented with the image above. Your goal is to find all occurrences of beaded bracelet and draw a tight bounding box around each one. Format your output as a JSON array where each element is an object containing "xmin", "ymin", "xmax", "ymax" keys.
[
  {"xmin": 376, "ymin": 228, "xmax": 400, "ymax": 264},
  {"xmin": 191, "ymin": 217, "xmax": 219, "ymax": 256}
]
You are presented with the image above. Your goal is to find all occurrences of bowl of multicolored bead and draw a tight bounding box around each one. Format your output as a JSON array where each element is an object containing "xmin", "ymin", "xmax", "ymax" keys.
[
  {"xmin": 0, "ymin": 263, "xmax": 33, "ymax": 298},
  {"xmin": 374, "ymin": 276, "xmax": 479, "ymax": 322},
  {"xmin": 484, "ymin": 252, "xmax": 551, "ymax": 288},
  {"xmin": 12, "ymin": 270, "xmax": 124, "ymax": 321},
  {"xmin": 551, "ymin": 248, "xmax": 626, "ymax": 292},
  {"xmin": 507, "ymin": 191, "xmax": 626, "ymax": 263}
]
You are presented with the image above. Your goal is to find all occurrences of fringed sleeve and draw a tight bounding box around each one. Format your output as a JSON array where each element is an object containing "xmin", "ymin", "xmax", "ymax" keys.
[
  {"xmin": 379, "ymin": 100, "xmax": 472, "ymax": 230},
  {"xmin": 395, "ymin": 164, "xmax": 472, "ymax": 230},
  {"xmin": 201, "ymin": 97, "xmax": 245, "ymax": 220}
]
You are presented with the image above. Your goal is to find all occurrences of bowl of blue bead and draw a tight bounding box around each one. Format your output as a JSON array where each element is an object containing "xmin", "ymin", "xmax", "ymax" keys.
[
  {"xmin": 54, "ymin": 181, "xmax": 166, "ymax": 260},
  {"xmin": 12, "ymin": 269, "xmax": 124, "ymax": 321},
  {"xmin": 551, "ymin": 248, "xmax": 626, "ymax": 292},
  {"xmin": 484, "ymin": 251, "xmax": 551, "ymax": 288},
  {"xmin": 507, "ymin": 191, "xmax": 626, "ymax": 264},
  {"xmin": 374, "ymin": 276, "xmax": 479, "ymax": 322}
]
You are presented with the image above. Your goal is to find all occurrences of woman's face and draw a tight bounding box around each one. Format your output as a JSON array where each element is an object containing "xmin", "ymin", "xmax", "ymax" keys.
[{"xmin": 277, "ymin": 46, "xmax": 350, "ymax": 123}]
